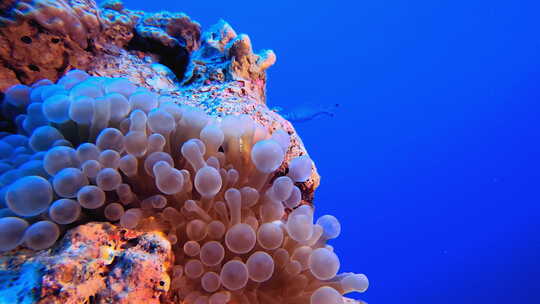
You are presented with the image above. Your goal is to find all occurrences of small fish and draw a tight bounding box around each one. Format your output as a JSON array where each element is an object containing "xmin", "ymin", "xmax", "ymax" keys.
[
  {"xmin": 281, "ymin": 103, "xmax": 340, "ymax": 123},
  {"xmin": 270, "ymin": 106, "xmax": 283, "ymax": 112}
]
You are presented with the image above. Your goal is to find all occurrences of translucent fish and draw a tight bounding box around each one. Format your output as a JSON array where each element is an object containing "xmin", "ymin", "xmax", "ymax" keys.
[{"xmin": 280, "ymin": 103, "xmax": 339, "ymax": 123}]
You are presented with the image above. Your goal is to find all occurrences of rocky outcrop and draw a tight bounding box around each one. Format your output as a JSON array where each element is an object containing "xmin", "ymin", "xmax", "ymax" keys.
[
  {"xmin": 0, "ymin": 222, "xmax": 172, "ymax": 304},
  {"xmin": 0, "ymin": 1, "xmax": 367, "ymax": 303}
]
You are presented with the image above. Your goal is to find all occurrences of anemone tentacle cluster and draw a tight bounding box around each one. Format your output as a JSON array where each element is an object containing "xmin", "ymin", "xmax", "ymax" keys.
[{"xmin": 0, "ymin": 70, "xmax": 368, "ymax": 303}]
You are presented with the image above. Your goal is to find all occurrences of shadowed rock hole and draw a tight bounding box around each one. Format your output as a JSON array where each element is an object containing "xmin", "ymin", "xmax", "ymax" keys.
[
  {"xmin": 84, "ymin": 39, "xmax": 95, "ymax": 52},
  {"xmin": 121, "ymin": 237, "xmax": 140, "ymax": 250},
  {"xmin": 126, "ymin": 34, "xmax": 189, "ymax": 83},
  {"xmin": 106, "ymin": 255, "xmax": 119, "ymax": 272},
  {"xmin": 142, "ymin": 241, "xmax": 159, "ymax": 254},
  {"xmin": 20, "ymin": 36, "xmax": 32, "ymax": 44},
  {"xmin": 88, "ymin": 294, "xmax": 97, "ymax": 304}
]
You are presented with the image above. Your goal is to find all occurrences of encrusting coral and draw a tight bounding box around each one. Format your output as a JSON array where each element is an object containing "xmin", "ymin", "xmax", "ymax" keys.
[{"xmin": 0, "ymin": 72, "xmax": 368, "ymax": 303}]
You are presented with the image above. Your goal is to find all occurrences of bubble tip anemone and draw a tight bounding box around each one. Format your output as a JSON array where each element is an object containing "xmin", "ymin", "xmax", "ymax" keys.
[
  {"xmin": 0, "ymin": 71, "xmax": 367, "ymax": 303},
  {"xmin": 0, "ymin": 0, "xmax": 364, "ymax": 302}
]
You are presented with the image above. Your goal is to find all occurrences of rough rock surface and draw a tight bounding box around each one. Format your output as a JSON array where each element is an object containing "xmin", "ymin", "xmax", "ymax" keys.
[
  {"xmin": 0, "ymin": 0, "xmax": 361, "ymax": 303},
  {"xmin": 0, "ymin": 222, "xmax": 172, "ymax": 304}
]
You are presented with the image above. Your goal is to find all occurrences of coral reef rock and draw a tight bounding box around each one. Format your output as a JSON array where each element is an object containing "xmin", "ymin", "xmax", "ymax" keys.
[
  {"xmin": 0, "ymin": 222, "xmax": 172, "ymax": 304},
  {"xmin": 0, "ymin": 0, "xmax": 368, "ymax": 303}
]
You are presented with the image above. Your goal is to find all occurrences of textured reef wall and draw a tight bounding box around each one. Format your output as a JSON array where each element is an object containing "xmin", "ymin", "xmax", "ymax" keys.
[{"xmin": 0, "ymin": 1, "xmax": 368, "ymax": 303}]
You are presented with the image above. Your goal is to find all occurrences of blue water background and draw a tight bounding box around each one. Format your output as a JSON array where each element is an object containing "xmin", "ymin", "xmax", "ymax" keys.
[{"xmin": 123, "ymin": 1, "xmax": 540, "ymax": 303}]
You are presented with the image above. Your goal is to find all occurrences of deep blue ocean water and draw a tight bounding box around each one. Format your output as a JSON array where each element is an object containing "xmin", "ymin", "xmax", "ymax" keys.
[{"xmin": 124, "ymin": 1, "xmax": 540, "ymax": 303}]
